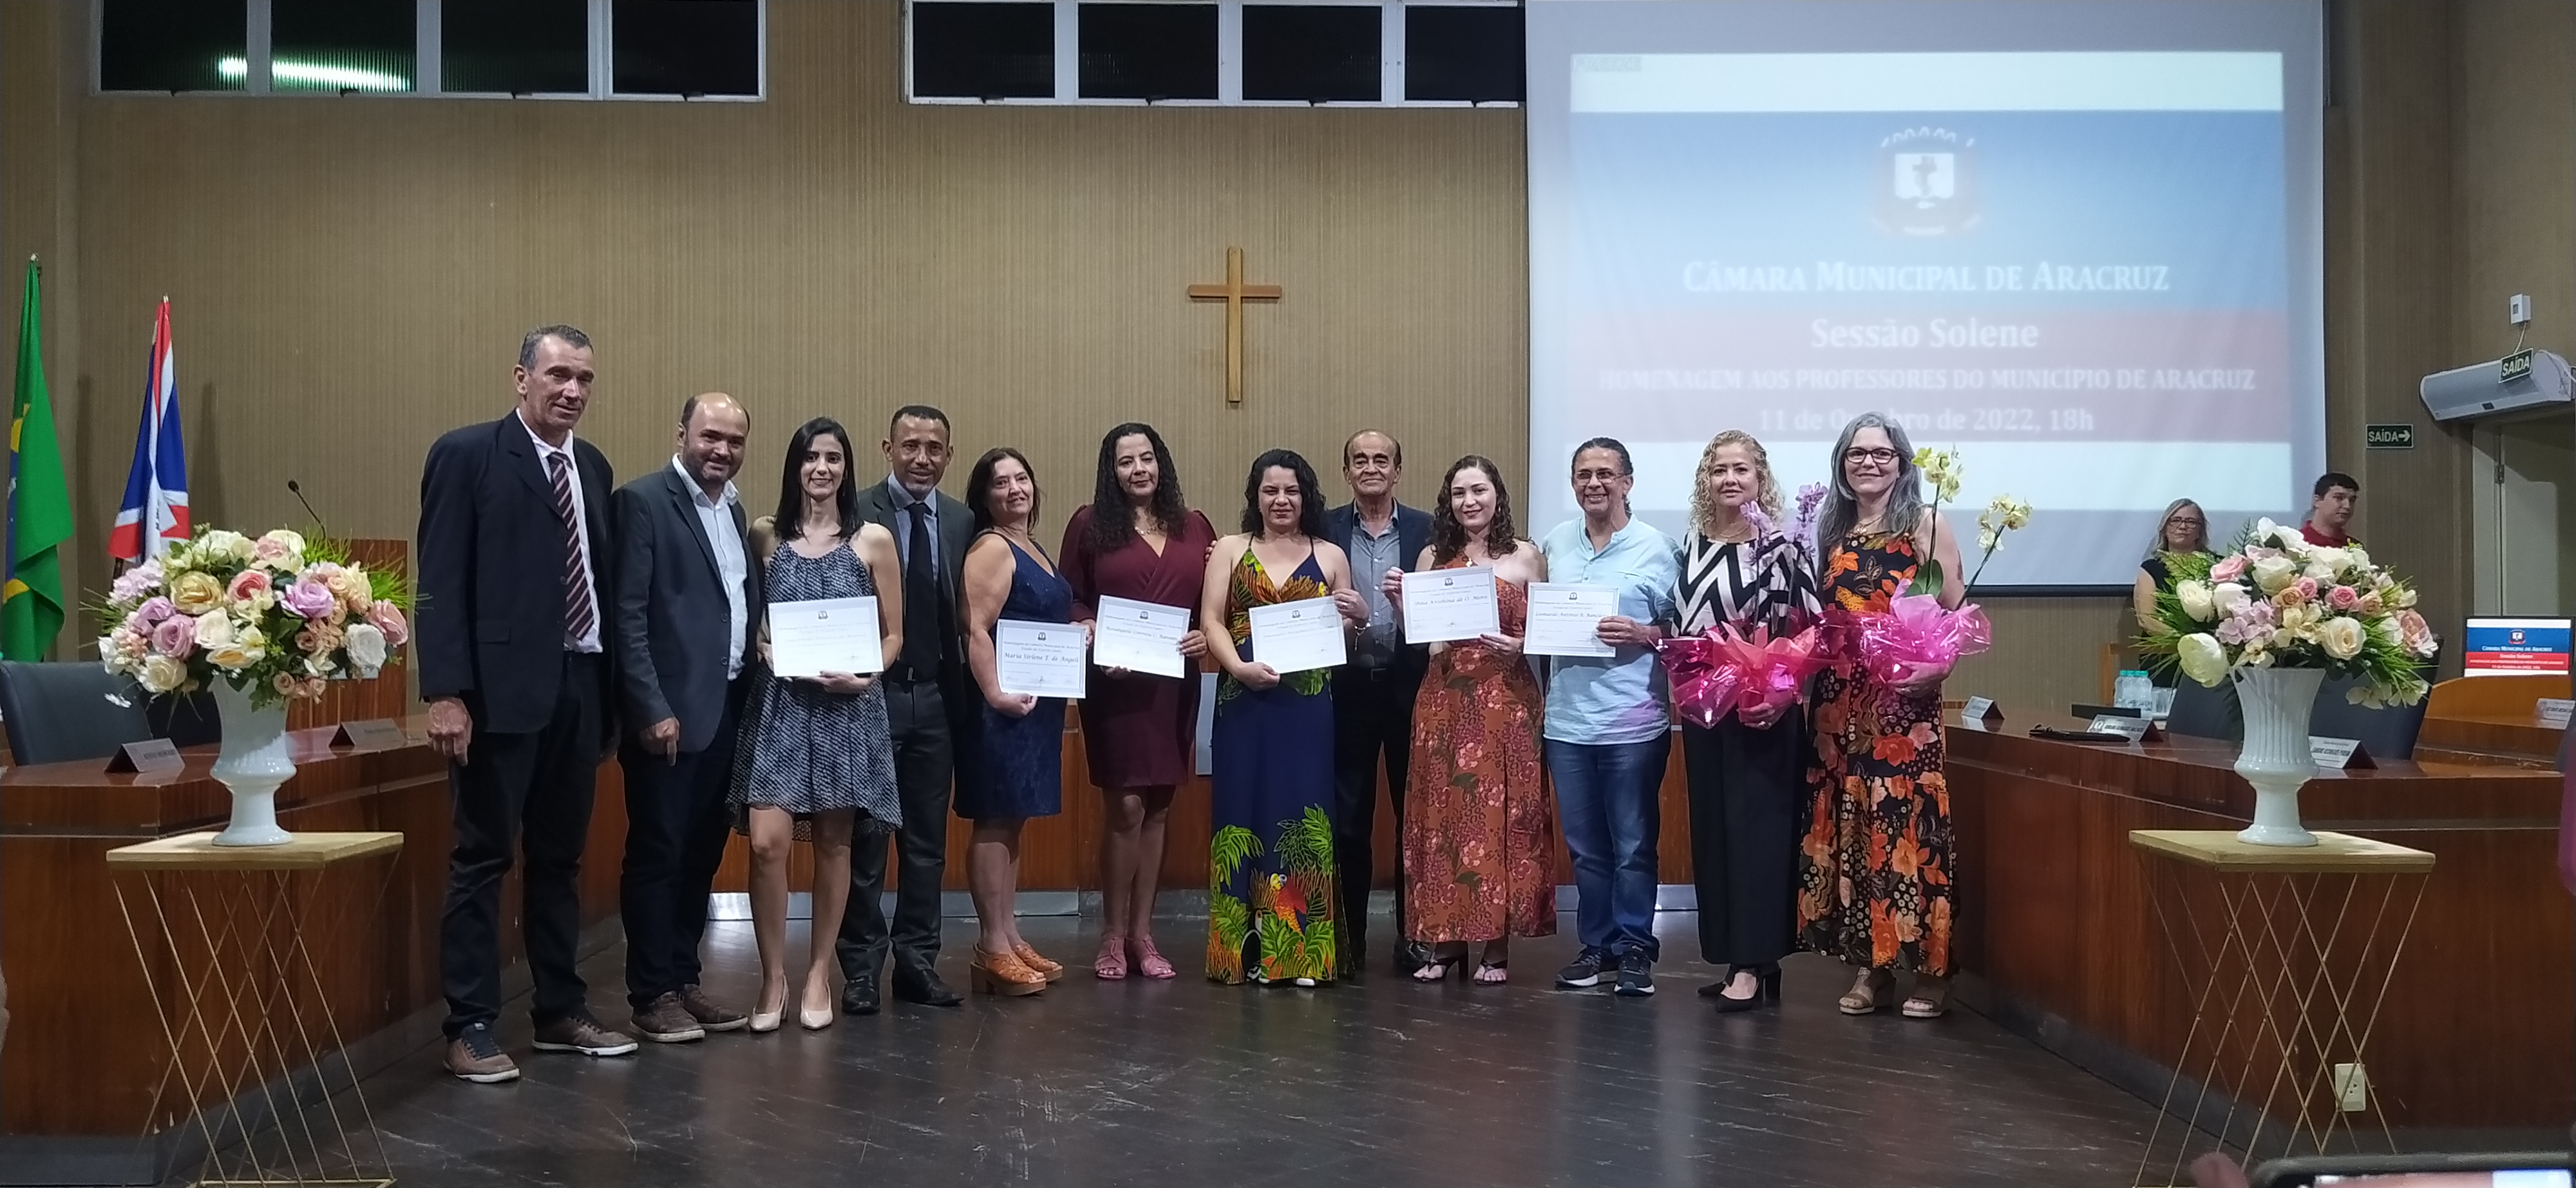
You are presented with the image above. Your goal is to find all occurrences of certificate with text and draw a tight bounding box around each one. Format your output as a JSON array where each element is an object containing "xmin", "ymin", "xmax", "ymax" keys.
[
  {"xmin": 769, "ymin": 597, "xmax": 884, "ymax": 678},
  {"xmin": 1401, "ymin": 566, "xmax": 1501, "ymax": 645},
  {"xmin": 995, "ymin": 618, "xmax": 1088, "ymax": 700},
  {"xmin": 1247, "ymin": 599, "xmax": 1347, "ymax": 675},
  {"xmin": 1524, "ymin": 583, "xmax": 1617, "ymax": 658},
  {"xmin": 1091, "ymin": 595, "xmax": 1191, "ymax": 679}
]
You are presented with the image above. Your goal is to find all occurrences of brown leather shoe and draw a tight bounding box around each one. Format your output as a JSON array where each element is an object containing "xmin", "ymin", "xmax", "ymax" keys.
[
  {"xmin": 680, "ymin": 984, "xmax": 748, "ymax": 1032},
  {"xmin": 969, "ymin": 948, "xmax": 1048, "ymax": 996},
  {"xmin": 531, "ymin": 1013, "xmax": 639, "ymax": 1057},
  {"xmin": 1012, "ymin": 942, "xmax": 1065, "ymax": 982},
  {"xmin": 631, "ymin": 992, "xmax": 705, "ymax": 1044},
  {"xmin": 444, "ymin": 1023, "xmax": 519, "ymax": 1084}
]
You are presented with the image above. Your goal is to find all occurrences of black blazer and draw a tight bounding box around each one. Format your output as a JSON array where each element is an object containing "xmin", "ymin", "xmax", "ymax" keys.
[
  {"xmin": 416, "ymin": 413, "xmax": 618, "ymax": 741},
  {"xmin": 856, "ymin": 476, "xmax": 976, "ymax": 685},
  {"xmin": 1324, "ymin": 500, "xmax": 1434, "ymax": 687},
  {"xmin": 611, "ymin": 465, "xmax": 762, "ymax": 753}
]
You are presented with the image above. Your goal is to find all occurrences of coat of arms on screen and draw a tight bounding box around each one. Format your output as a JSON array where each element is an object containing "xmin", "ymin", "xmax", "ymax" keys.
[{"xmin": 1875, "ymin": 127, "xmax": 1980, "ymax": 237}]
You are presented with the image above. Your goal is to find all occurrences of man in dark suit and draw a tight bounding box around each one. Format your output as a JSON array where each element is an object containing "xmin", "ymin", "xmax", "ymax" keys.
[
  {"xmin": 611, "ymin": 392, "xmax": 760, "ymax": 1043},
  {"xmin": 417, "ymin": 325, "xmax": 634, "ymax": 1083},
  {"xmin": 1326, "ymin": 429, "xmax": 1434, "ymax": 977},
  {"xmin": 833, "ymin": 405, "xmax": 975, "ymax": 1013}
]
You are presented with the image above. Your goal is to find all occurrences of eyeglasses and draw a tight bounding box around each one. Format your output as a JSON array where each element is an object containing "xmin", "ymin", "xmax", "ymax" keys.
[
  {"xmin": 1842, "ymin": 448, "xmax": 1900, "ymax": 465},
  {"xmin": 1571, "ymin": 468, "xmax": 1627, "ymax": 483}
]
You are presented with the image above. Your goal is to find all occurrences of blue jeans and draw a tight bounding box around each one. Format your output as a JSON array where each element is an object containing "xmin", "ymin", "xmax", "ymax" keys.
[{"xmin": 1546, "ymin": 734, "xmax": 1669, "ymax": 961}]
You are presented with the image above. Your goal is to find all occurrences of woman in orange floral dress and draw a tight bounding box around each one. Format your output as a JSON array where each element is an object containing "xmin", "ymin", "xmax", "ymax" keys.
[
  {"xmin": 1387, "ymin": 457, "xmax": 1553, "ymax": 983},
  {"xmin": 1797, "ymin": 414, "xmax": 1965, "ymax": 1020}
]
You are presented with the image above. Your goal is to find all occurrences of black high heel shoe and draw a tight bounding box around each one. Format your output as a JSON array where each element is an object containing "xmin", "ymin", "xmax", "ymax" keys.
[{"xmin": 1710, "ymin": 963, "xmax": 1781, "ymax": 1013}]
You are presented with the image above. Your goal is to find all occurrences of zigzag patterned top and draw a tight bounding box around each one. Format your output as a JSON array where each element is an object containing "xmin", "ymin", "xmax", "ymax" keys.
[{"xmin": 1674, "ymin": 531, "xmax": 1823, "ymax": 640}]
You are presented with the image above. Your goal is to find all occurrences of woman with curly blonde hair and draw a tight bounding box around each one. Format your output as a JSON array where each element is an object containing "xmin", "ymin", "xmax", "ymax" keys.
[{"xmin": 1672, "ymin": 430, "xmax": 1819, "ymax": 1013}]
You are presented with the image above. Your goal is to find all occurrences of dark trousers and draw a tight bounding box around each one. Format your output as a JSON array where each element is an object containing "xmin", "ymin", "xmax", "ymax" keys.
[
  {"xmin": 616, "ymin": 680, "xmax": 745, "ymax": 1010},
  {"xmin": 838, "ymin": 676, "xmax": 955, "ymax": 977},
  {"xmin": 440, "ymin": 651, "xmax": 604, "ymax": 1037},
  {"xmin": 1681, "ymin": 713, "xmax": 1803, "ymax": 970},
  {"xmin": 1332, "ymin": 666, "xmax": 1417, "ymax": 952}
]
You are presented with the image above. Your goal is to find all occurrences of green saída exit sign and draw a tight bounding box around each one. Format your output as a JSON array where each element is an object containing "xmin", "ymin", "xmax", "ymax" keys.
[{"xmin": 2365, "ymin": 424, "xmax": 2415, "ymax": 450}]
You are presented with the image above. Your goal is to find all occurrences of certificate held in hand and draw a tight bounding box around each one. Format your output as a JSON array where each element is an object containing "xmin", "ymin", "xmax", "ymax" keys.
[
  {"xmin": 1091, "ymin": 595, "xmax": 1191, "ymax": 679},
  {"xmin": 996, "ymin": 618, "xmax": 1088, "ymax": 700},
  {"xmin": 1401, "ymin": 565, "xmax": 1501, "ymax": 645},
  {"xmin": 769, "ymin": 597, "xmax": 884, "ymax": 678},
  {"xmin": 1247, "ymin": 598, "xmax": 1346, "ymax": 675},
  {"xmin": 1524, "ymin": 582, "xmax": 1617, "ymax": 658}
]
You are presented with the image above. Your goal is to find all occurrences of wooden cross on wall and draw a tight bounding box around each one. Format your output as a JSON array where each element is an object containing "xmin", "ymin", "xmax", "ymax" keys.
[{"xmin": 1186, "ymin": 247, "xmax": 1282, "ymax": 404}]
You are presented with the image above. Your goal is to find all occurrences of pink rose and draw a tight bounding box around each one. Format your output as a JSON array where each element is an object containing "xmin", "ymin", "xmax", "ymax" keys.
[
  {"xmin": 2327, "ymin": 584, "xmax": 2359, "ymax": 610},
  {"xmin": 151, "ymin": 615, "xmax": 195, "ymax": 658},
  {"xmin": 227, "ymin": 569, "xmax": 273, "ymax": 604},
  {"xmin": 2291, "ymin": 576, "xmax": 2319, "ymax": 602},
  {"xmin": 279, "ymin": 578, "xmax": 336, "ymax": 619},
  {"xmin": 272, "ymin": 673, "xmax": 299, "ymax": 695},
  {"xmin": 135, "ymin": 596, "xmax": 176, "ymax": 626},
  {"xmin": 365, "ymin": 602, "xmax": 409, "ymax": 646},
  {"xmin": 2210, "ymin": 555, "xmax": 2248, "ymax": 582}
]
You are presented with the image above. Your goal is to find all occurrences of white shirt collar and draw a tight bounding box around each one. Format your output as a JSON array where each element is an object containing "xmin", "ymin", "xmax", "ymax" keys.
[
  {"xmin": 517, "ymin": 410, "xmax": 574, "ymax": 459},
  {"xmin": 672, "ymin": 455, "xmax": 738, "ymax": 509}
]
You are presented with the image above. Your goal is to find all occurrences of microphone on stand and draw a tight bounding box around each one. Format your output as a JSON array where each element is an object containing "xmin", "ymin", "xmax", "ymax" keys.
[{"xmin": 287, "ymin": 479, "xmax": 328, "ymax": 535}]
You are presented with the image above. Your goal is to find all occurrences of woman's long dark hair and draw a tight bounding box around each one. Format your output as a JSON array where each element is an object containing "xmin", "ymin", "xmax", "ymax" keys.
[
  {"xmin": 1238, "ymin": 448, "xmax": 1326, "ymax": 539},
  {"xmin": 966, "ymin": 446, "xmax": 1042, "ymax": 533},
  {"xmin": 775, "ymin": 417, "xmax": 860, "ymax": 542},
  {"xmin": 1086, "ymin": 422, "xmax": 1188, "ymax": 554},
  {"xmin": 1429, "ymin": 455, "xmax": 1517, "ymax": 565}
]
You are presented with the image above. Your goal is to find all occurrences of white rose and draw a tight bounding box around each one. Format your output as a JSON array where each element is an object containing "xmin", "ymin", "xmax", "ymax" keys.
[
  {"xmin": 203, "ymin": 530, "xmax": 254, "ymax": 560},
  {"xmin": 2345, "ymin": 546, "xmax": 2371, "ymax": 572},
  {"xmin": 206, "ymin": 641, "xmax": 263, "ymax": 671},
  {"xmin": 2376, "ymin": 617, "xmax": 2404, "ymax": 647},
  {"xmin": 343, "ymin": 622, "xmax": 386, "ymax": 672},
  {"xmin": 2210, "ymin": 583, "xmax": 2250, "ymax": 617},
  {"xmin": 2305, "ymin": 547, "xmax": 2349, "ymax": 580},
  {"xmin": 2177, "ymin": 633, "xmax": 2230, "ymax": 687},
  {"xmin": 2176, "ymin": 580, "xmax": 2215, "ymax": 622},
  {"xmin": 2251, "ymin": 555, "xmax": 2297, "ymax": 594},
  {"xmin": 193, "ymin": 611, "xmax": 234, "ymax": 648},
  {"xmin": 139, "ymin": 654, "xmax": 188, "ymax": 694},
  {"xmin": 2317, "ymin": 616, "xmax": 2366, "ymax": 660}
]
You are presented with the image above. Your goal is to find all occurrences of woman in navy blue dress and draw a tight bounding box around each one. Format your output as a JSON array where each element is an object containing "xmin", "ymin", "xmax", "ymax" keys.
[{"xmin": 957, "ymin": 446, "xmax": 1077, "ymax": 996}]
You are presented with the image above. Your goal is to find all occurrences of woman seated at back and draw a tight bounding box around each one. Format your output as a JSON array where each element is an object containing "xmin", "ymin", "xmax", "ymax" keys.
[{"xmin": 2134, "ymin": 499, "xmax": 2215, "ymax": 684}]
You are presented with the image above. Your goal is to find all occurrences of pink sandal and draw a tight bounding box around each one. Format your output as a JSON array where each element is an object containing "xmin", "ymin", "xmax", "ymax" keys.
[
  {"xmin": 1129, "ymin": 936, "xmax": 1177, "ymax": 979},
  {"xmin": 1094, "ymin": 935, "xmax": 1129, "ymax": 980}
]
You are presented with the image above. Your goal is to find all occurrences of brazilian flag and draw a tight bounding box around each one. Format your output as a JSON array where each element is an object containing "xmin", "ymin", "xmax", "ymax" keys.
[{"xmin": 4, "ymin": 258, "xmax": 69, "ymax": 661}]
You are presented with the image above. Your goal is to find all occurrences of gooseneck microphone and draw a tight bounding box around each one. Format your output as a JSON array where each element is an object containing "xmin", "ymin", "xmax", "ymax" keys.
[{"xmin": 287, "ymin": 479, "xmax": 327, "ymax": 535}]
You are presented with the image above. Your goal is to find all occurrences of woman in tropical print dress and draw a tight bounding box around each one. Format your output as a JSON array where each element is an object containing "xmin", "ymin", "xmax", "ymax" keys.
[
  {"xmin": 1797, "ymin": 412, "xmax": 1965, "ymax": 1020},
  {"xmin": 1195, "ymin": 448, "xmax": 1370, "ymax": 986},
  {"xmin": 1388, "ymin": 456, "xmax": 1553, "ymax": 983}
]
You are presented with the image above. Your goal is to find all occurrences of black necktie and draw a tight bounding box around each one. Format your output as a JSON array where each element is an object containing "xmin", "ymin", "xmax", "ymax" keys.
[{"xmin": 900, "ymin": 499, "xmax": 940, "ymax": 676}]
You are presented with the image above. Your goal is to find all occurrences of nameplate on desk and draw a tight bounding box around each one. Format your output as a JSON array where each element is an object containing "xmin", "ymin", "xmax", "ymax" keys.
[
  {"xmin": 2307, "ymin": 735, "xmax": 2374, "ymax": 770},
  {"xmin": 106, "ymin": 738, "xmax": 184, "ymax": 774},
  {"xmin": 331, "ymin": 719, "xmax": 408, "ymax": 750},
  {"xmin": 2538, "ymin": 698, "xmax": 2575, "ymax": 730},
  {"xmin": 2086, "ymin": 714, "xmax": 2155, "ymax": 743},
  {"xmin": 1958, "ymin": 696, "xmax": 2002, "ymax": 730}
]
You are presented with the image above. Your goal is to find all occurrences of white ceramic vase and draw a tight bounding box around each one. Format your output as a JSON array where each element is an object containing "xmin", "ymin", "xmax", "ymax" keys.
[
  {"xmin": 208, "ymin": 680, "xmax": 296, "ymax": 847},
  {"xmin": 2231, "ymin": 665, "xmax": 2324, "ymax": 848}
]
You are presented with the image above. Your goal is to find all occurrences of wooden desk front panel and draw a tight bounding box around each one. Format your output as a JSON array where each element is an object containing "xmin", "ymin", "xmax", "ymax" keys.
[{"xmin": 1947, "ymin": 727, "xmax": 2568, "ymax": 1129}]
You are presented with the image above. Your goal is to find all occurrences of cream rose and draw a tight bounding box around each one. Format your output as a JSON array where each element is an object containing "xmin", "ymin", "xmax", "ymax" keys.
[
  {"xmin": 2176, "ymin": 580, "xmax": 2215, "ymax": 622},
  {"xmin": 2210, "ymin": 583, "xmax": 2250, "ymax": 618},
  {"xmin": 206, "ymin": 641, "xmax": 263, "ymax": 671},
  {"xmin": 193, "ymin": 611, "xmax": 234, "ymax": 648},
  {"xmin": 2316, "ymin": 615, "xmax": 2366, "ymax": 660},
  {"xmin": 343, "ymin": 622, "xmax": 387, "ymax": 673},
  {"xmin": 2177, "ymin": 633, "xmax": 2228, "ymax": 686},
  {"xmin": 139, "ymin": 653, "xmax": 189, "ymax": 693},
  {"xmin": 170, "ymin": 571, "xmax": 223, "ymax": 615},
  {"xmin": 203, "ymin": 530, "xmax": 255, "ymax": 561},
  {"xmin": 2251, "ymin": 555, "xmax": 2297, "ymax": 594},
  {"xmin": 2304, "ymin": 547, "xmax": 2349, "ymax": 581}
]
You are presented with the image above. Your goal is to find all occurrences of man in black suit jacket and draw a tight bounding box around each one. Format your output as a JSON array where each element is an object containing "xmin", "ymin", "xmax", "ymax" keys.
[
  {"xmin": 1326, "ymin": 430, "xmax": 1435, "ymax": 977},
  {"xmin": 611, "ymin": 393, "xmax": 761, "ymax": 1043},
  {"xmin": 417, "ymin": 325, "xmax": 635, "ymax": 1083},
  {"xmin": 832, "ymin": 405, "xmax": 976, "ymax": 1012}
]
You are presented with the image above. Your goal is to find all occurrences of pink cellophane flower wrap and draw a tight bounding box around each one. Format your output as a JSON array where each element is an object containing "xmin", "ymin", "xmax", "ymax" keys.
[
  {"xmin": 1656, "ymin": 623, "xmax": 1826, "ymax": 728},
  {"xmin": 1854, "ymin": 594, "xmax": 1993, "ymax": 687}
]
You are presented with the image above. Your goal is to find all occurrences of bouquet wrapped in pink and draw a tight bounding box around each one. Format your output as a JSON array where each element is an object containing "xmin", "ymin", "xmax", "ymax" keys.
[
  {"xmin": 1852, "ymin": 594, "xmax": 1992, "ymax": 688},
  {"xmin": 1658, "ymin": 623, "xmax": 1826, "ymax": 729}
]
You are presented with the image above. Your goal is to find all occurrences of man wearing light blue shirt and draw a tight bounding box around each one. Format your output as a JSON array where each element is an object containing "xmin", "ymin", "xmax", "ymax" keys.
[{"xmin": 1539, "ymin": 438, "xmax": 1679, "ymax": 998}]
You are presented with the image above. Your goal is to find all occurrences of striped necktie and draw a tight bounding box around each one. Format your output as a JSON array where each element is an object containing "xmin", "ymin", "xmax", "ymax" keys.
[{"xmin": 547, "ymin": 451, "xmax": 596, "ymax": 646}]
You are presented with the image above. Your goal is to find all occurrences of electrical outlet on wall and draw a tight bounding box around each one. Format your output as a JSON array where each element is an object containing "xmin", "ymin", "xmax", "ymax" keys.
[{"xmin": 2331, "ymin": 1062, "xmax": 2370, "ymax": 1112}]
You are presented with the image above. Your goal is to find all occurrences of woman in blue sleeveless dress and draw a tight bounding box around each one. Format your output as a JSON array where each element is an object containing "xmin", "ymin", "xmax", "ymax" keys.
[
  {"xmin": 732, "ymin": 418, "xmax": 904, "ymax": 1032},
  {"xmin": 1195, "ymin": 449, "xmax": 1371, "ymax": 986},
  {"xmin": 957, "ymin": 446, "xmax": 1077, "ymax": 996}
]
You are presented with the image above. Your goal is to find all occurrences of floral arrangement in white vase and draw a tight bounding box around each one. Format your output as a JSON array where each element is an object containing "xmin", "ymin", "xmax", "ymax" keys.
[
  {"xmin": 95, "ymin": 528, "xmax": 411, "ymax": 707},
  {"xmin": 2136, "ymin": 518, "xmax": 2437, "ymax": 706}
]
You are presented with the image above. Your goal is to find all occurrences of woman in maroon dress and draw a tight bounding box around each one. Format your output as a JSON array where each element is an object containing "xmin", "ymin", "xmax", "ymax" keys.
[{"xmin": 1061, "ymin": 423, "xmax": 1216, "ymax": 979}]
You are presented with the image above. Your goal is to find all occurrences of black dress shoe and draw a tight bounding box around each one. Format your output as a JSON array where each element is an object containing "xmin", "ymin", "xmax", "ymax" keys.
[
  {"xmin": 840, "ymin": 973, "xmax": 880, "ymax": 1016},
  {"xmin": 892, "ymin": 962, "xmax": 963, "ymax": 1008},
  {"xmin": 1392, "ymin": 941, "xmax": 1430, "ymax": 977}
]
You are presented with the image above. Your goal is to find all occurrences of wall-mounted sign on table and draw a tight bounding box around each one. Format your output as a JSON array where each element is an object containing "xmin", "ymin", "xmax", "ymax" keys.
[{"xmin": 2363, "ymin": 423, "xmax": 2414, "ymax": 450}]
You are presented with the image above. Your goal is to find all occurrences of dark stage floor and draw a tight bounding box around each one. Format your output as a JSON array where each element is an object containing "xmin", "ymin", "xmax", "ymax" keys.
[{"xmin": 349, "ymin": 912, "xmax": 2161, "ymax": 1187}]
